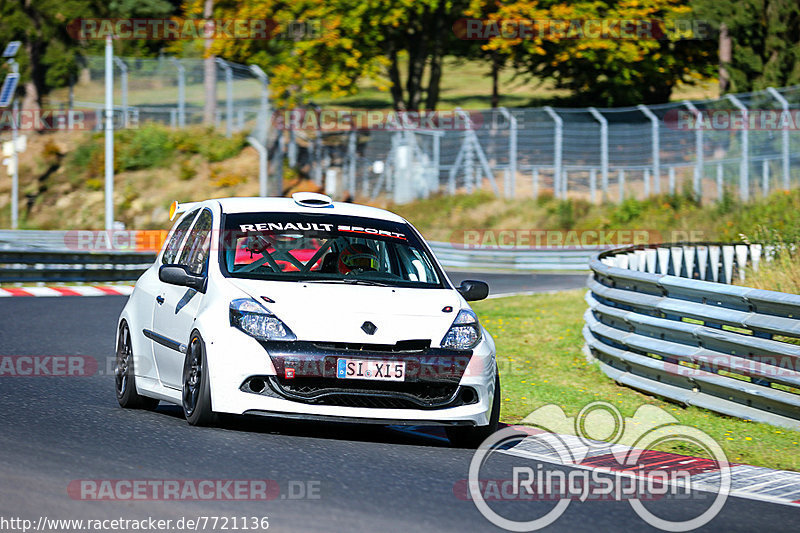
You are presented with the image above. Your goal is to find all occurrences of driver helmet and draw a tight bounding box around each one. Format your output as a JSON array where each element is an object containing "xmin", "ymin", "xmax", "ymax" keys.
[{"xmin": 338, "ymin": 243, "xmax": 379, "ymax": 274}]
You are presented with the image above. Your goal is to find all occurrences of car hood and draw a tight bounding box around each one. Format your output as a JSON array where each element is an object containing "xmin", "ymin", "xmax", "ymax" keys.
[{"xmin": 227, "ymin": 278, "xmax": 462, "ymax": 345}]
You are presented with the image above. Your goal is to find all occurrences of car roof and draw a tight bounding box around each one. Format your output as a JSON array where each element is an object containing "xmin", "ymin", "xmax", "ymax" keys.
[{"xmin": 198, "ymin": 197, "xmax": 409, "ymax": 224}]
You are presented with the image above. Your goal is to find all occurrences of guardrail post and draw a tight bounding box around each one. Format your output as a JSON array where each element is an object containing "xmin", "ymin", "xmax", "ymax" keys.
[
  {"xmin": 726, "ymin": 94, "xmax": 749, "ymax": 201},
  {"xmin": 544, "ymin": 107, "xmax": 563, "ymax": 199},
  {"xmin": 767, "ymin": 87, "xmax": 791, "ymax": 190},
  {"xmin": 683, "ymin": 100, "xmax": 703, "ymax": 199},
  {"xmin": 588, "ymin": 108, "xmax": 608, "ymax": 200},
  {"xmin": 637, "ymin": 104, "xmax": 660, "ymax": 195}
]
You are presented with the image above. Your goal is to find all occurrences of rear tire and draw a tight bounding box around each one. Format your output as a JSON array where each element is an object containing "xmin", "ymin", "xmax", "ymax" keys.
[
  {"xmin": 115, "ymin": 322, "xmax": 160, "ymax": 410},
  {"xmin": 182, "ymin": 331, "xmax": 217, "ymax": 426},
  {"xmin": 446, "ymin": 373, "xmax": 501, "ymax": 448}
]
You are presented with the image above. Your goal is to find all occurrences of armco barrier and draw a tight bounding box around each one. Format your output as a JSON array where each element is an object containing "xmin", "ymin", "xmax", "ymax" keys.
[
  {"xmin": 427, "ymin": 242, "xmax": 600, "ymax": 270},
  {"xmin": 0, "ymin": 250, "xmax": 156, "ymax": 283},
  {"xmin": 585, "ymin": 243, "xmax": 800, "ymax": 430}
]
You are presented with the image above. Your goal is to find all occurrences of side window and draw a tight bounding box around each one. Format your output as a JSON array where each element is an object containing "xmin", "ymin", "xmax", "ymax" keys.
[
  {"xmin": 181, "ymin": 210, "xmax": 213, "ymax": 275},
  {"xmin": 161, "ymin": 210, "xmax": 198, "ymax": 265}
]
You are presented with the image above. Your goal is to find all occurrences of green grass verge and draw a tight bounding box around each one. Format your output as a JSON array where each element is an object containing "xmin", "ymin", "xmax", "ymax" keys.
[{"xmin": 472, "ymin": 290, "xmax": 800, "ymax": 472}]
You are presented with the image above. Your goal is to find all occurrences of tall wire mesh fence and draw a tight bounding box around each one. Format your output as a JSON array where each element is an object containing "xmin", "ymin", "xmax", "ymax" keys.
[{"xmin": 46, "ymin": 56, "xmax": 800, "ymax": 204}]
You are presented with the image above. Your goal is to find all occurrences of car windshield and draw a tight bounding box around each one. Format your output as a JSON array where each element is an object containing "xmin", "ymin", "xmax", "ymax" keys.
[{"xmin": 220, "ymin": 212, "xmax": 445, "ymax": 288}]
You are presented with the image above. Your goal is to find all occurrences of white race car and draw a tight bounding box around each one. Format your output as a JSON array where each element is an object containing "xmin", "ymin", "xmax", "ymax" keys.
[{"xmin": 115, "ymin": 193, "xmax": 499, "ymax": 446}]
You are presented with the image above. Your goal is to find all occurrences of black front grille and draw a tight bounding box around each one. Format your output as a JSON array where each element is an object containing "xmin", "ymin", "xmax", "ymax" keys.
[
  {"xmin": 311, "ymin": 339, "xmax": 431, "ymax": 353},
  {"xmin": 239, "ymin": 375, "xmax": 478, "ymax": 410}
]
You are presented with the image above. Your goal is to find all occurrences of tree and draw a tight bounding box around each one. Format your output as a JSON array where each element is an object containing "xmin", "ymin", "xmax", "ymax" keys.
[
  {"xmin": 692, "ymin": 0, "xmax": 800, "ymax": 93},
  {"xmin": 0, "ymin": 0, "xmax": 176, "ymax": 109},
  {"xmin": 207, "ymin": 0, "xmax": 471, "ymax": 110},
  {"xmin": 476, "ymin": 0, "xmax": 716, "ymax": 106}
]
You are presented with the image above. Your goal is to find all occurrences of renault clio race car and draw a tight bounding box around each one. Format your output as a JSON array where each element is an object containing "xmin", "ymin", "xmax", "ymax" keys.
[{"xmin": 115, "ymin": 193, "xmax": 499, "ymax": 446}]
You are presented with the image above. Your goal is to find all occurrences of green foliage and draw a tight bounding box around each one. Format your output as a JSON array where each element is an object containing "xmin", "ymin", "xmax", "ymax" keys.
[
  {"xmin": 115, "ymin": 124, "xmax": 175, "ymax": 171},
  {"xmin": 473, "ymin": 0, "xmax": 716, "ymax": 105},
  {"xmin": 64, "ymin": 124, "xmax": 246, "ymax": 189},
  {"xmin": 691, "ymin": 0, "xmax": 800, "ymax": 92},
  {"xmin": 609, "ymin": 197, "xmax": 645, "ymax": 225}
]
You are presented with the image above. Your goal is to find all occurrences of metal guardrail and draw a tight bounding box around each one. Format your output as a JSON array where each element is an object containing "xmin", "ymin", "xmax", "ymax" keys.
[
  {"xmin": 0, "ymin": 250, "xmax": 156, "ymax": 283},
  {"xmin": 584, "ymin": 243, "xmax": 800, "ymax": 430},
  {"xmin": 428, "ymin": 242, "xmax": 599, "ymax": 270}
]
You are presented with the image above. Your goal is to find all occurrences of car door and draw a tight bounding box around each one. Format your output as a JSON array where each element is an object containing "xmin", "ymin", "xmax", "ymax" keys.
[
  {"xmin": 151, "ymin": 209, "xmax": 212, "ymax": 389},
  {"xmin": 138, "ymin": 210, "xmax": 198, "ymax": 380}
]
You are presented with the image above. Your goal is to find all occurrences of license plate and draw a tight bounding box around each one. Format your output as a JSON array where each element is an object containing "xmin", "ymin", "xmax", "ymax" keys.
[{"xmin": 336, "ymin": 358, "xmax": 406, "ymax": 381}]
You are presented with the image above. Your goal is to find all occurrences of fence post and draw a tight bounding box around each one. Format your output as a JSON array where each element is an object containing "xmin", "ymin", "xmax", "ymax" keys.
[
  {"xmin": 171, "ymin": 58, "xmax": 186, "ymax": 128},
  {"xmin": 618, "ymin": 168, "xmax": 625, "ymax": 202},
  {"xmin": 348, "ymin": 129, "xmax": 357, "ymax": 196},
  {"xmin": 433, "ymin": 133, "xmax": 441, "ymax": 192},
  {"xmin": 104, "ymin": 36, "xmax": 114, "ymax": 231},
  {"xmin": 717, "ymin": 162, "xmax": 723, "ymax": 199},
  {"xmin": 762, "ymin": 160, "xmax": 770, "ymax": 196},
  {"xmin": 725, "ymin": 94, "xmax": 749, "ymax": 201},
  {"xmin": 247, "ymin": 136, "xmax": 269, "ymax": 197},
  {"xmin": 498, "ymin": 108, "xmax": 517, "ymax": 198},
  {"xmin": 544, "ymin": 106, "xmax": 563, "ymax": 199},
  {"xmin": 216, "ymin": 58, "xmax": 234, "ymax": 138},
  {"xmin": 637, "ymin": 104, "xmax": 660, "ymax": 194},
  {"xmin": 767, "ymin": 87, "xmax": 791, "ymax": 190},
  {"xmin": 588, "ymin": 107, "xmax": 608, "ymax": 199},
  {"xmin": 643, "ymin": 168, "xmax": 651, "ymax": 197},
  {"xmin": 668, "ymin": 167, "xmax": 676, "ymax": 195},
  {"xmin": 683, "ymin": 100, "xmax": 703, "ymax": 199},
  {"xmin": 249, "ymin": 65, "xmax": 271, "ymax": 147},
  {"xmin": 589, "ymin": 168, "xmax": 597, "ymax": 202},
  {"xmin": 113, "ymin": 56, "xmax": 128, "ymax": 128},
  {"xmin": 532, "ymin": 168, "xmax": 539, "ymax": 198}
]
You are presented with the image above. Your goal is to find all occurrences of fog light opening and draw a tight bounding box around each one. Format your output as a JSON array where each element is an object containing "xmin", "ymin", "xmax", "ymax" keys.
[{"xmin": 249, "ymin": 378, "xmax": 266, "ymax": 393}]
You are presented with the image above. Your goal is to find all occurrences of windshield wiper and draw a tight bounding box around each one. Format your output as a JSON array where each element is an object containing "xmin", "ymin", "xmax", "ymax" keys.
[{"xmin": 299, "ymin": 278, "xmax": 392, "ymax": 287}]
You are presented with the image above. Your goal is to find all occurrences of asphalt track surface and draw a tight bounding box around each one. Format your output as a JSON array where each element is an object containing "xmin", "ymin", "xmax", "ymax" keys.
[{"xmin": 1, "ymin": 273, "xmax": 798, "ymax": 532}]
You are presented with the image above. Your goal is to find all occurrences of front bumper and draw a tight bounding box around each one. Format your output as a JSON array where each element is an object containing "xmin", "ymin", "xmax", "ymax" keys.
[{"xmin": 206, "ymin": 333, "xmax": 497, "ymax": 426}]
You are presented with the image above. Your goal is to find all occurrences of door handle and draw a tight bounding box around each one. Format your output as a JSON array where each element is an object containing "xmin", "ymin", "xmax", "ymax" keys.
[{"xmin": 156, "ymin": 295, "xmax": 165, "ymax": 305}]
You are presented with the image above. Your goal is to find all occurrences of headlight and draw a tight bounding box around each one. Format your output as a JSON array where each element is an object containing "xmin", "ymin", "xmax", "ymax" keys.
[
  {"xmin": 441, "ymin": 309, "xmax": 481, "ymax": 350},
  {"xmin": 230, "ymin": 298, "xmax": 296, "ymax": 341}
]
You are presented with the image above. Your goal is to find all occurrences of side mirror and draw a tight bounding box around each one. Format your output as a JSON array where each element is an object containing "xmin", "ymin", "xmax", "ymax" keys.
[
  {"xmin": 457, "ymin": 280, "xmax": 489, "ymax": 301},
  {"xmin": 159, "ymin": 265, "xmax": 207, "ymax": 293}
]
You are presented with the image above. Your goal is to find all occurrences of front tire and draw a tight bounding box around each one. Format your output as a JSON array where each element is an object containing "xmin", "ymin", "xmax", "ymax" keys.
[
  {"xmin": 182, "ymin": 331, "xmax": 217, "ymax": 426},
  {"xmin": 446, "ymin": 373, "xmax": 501, "ymax": 448},
  {"xmin": 115, "ymin": 322, "xmax": 159, "ymax": 410}
]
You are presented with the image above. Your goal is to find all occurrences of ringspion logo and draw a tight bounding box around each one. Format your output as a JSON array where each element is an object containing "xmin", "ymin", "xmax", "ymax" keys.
[{"xmin": 466, "ymin": 402, "xmax": 730, "ymax": 531}]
